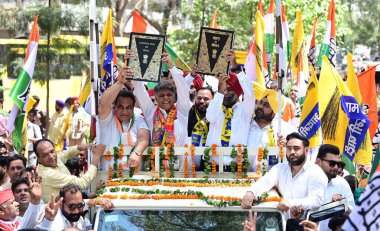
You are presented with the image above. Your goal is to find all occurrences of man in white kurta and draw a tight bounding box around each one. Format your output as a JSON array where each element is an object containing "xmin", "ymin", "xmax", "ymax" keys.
[
  {"xmin": 315, "ymin": 144, "xmax": 355, "ymax": 231},
  {"xmin": 242, "ymin": 133, "xmax": 328, "ymax": 215},
  {"xmin": 131, "ymin": 53, "xmax": 192, "ymax": 147}
]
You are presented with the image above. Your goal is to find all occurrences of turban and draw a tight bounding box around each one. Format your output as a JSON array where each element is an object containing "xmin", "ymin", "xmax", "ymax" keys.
[
  {"xmin": 258, "ymin": 89, "xmax": 284, "ymax": 114},
  {"xmin": 226, "ymin": 72, "xmax": 243, "ymax": 97},
  {"xmin": 0, "ymin": 189, "xmax": 14, "ymax": 205},
  {"xmin": 252, "ymin": 81, "xmax": 266, "ymax": 99},
  {"xmin": 55, "ymin": 100, "xmax": 65, "ymax": 107},
  {"xmin": 183, "ymin": 72, "xmax": 204, "ymax": 91},
  {"xmin": 147, "ymin": 89, "xmax": 155, "ymax": 97}
]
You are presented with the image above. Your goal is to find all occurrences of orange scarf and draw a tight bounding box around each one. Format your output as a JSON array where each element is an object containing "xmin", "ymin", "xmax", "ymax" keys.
[{"xmin": 152, "ymin": 106, "xmax": 176, "ymax": 146}]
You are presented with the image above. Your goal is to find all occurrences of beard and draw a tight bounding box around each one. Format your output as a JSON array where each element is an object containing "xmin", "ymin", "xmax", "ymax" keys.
[
  {"xmin": 255, "ymin": 108, "xmax": 274, "ymax": 122},
  {"xmin": 0, "ymin": 170, "xmax": 4, "ymax": 182},
  {"xmin": 62, "ymin": 208, "xmax": 82, "ymax": 222},
  {"xmin": 325, "ymin": 170, "xmax": 338, "ymax": 180},
  {"xmin": 223, "ymin": 94, "xmax": 238, "ymax": 108},
  {"xmin": 286, "ymin": 152, "xmax": 306, "ymax": 166}
]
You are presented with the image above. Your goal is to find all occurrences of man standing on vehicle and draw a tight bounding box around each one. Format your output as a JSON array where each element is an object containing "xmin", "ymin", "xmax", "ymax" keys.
[{"xmin": 241, "ymin": 132, "xmax": 328, "ymax": 215}]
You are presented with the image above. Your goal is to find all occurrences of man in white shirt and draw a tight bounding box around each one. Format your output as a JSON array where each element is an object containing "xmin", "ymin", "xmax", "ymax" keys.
[
  {"xmin": 50, "ymin": 183, "xmax": 114, "ymax": 231},
  {"xmin": 98, "ymin": 76, "xmax": 150, "ymax": 168},
  {"xmin": 241, "ymin": 132, "xmax": 328, "ymax": 215},
  {"xmin": 205, "ymin": 50, "xmax": 255, "ymax": 167},
  {"xmin": 126, "ymin": 50, "xmax": 192, "ymax": 147},
  {"xmin": 315, "ymin": 144, "xmax": 355, "ymax": 231}
]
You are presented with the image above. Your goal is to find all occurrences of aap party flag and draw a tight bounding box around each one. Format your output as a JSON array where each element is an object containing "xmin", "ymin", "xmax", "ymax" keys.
[
  {"xmin": 299, "ymin": 67, "xmax": 320, "ymax": 148},
  {"xmin": 7, "ymin": 16, "xmax": 39, "ymax": 151},
  {"xmin": 99, "ymin": 9, "xmax": 118, "ymax": 101},
  {"xmin": 319, "ymin": 56, "xmax": 369, "ymax": 161},
  {"xmin": 342, "ymin": 164, "xmax": 380, "ymax": 230},
  {"xmin": 317, "ymin": 0, "xmax": 336, "ymax": 68}
]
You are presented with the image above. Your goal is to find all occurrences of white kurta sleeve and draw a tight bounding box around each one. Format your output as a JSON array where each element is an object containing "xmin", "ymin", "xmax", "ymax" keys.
[{"xmin": 171, "ymin": 66, "xmax": 192, "ymax": 116}]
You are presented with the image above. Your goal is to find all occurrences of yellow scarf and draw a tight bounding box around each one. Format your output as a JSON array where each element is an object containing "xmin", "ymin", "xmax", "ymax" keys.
[
  {"xmin": 191, "ymin": 110, "xmax": 209, "ymax": 146},
  {"xmin": 221, "ymin": 105, "xmax": 233, "ymax": 147}
]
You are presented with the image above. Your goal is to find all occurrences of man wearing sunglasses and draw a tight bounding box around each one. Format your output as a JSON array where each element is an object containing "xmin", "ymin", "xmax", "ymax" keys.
[
  {"xmin": 316, "ymin": 144, "xmax": 355, "ymax": 231},
  {"xmin": 49, "ymin": 183, "xmax": 114, "ymax": 230}
]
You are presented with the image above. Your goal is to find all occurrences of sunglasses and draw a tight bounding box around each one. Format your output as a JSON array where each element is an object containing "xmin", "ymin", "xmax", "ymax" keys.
[
  {"xmin": 65, "ymin": 201, "xmax": 85, "ymax": 211},
  {"xmin": 320, "ymin": 158, "xmax": 345, "ymax": 168}
]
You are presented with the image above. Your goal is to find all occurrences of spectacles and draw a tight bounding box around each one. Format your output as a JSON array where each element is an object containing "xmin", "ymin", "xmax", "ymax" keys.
[
  {"xmin": 320, "ymin": 158, "xmax": 345, "ymax": 168},
  {"xmin": 65, "ymin": 201, "xmax": 85, "ymax": 211}
]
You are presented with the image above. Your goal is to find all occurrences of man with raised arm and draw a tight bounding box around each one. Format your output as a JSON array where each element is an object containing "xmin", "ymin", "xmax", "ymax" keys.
[
  {"xmin": 98, "ymin": 71, "xmax": 150, "ymax": 168},
  {"xmin": 125, "ymin": 50, "xmax": 192, "ymax": 147},
  {"xmin": 242, "ymin": 133, "xmax": 328, "ymax": 215},
  {"xmin": 35, "ymin": 139, "xmax": 105, "ymax": 202},
  {"xmin": 205, "ymin": 50, "xmax": 255, "ymax": 170}
]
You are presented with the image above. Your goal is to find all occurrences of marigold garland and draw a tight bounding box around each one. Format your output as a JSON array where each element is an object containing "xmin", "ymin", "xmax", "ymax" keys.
[
  {"xmin": 279, "ymin": 144, "xmax": 284, "ymax": 159},
  {"xmin": 184, "ymin": 152, "xmax": 189, "ymax": 178},
  {"xmin": 190, "ymin": 145, "xmax": 196, "ymax": 178},
  {"xmin": 211, "ymin": 160, "xmax": 217, "ymax": 175},
  {"xmin": 148, "ymin": 147, "xmax": 155, "ymax": 173},
  {"xmin": 118, "ymin": 163, "xmax": 123, "ymax": 178}
]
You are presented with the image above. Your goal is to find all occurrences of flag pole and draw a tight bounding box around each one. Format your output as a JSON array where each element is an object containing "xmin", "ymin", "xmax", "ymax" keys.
[{"xmin": 275, "ymin": 0, "xmax": 283, "ymax": 160}]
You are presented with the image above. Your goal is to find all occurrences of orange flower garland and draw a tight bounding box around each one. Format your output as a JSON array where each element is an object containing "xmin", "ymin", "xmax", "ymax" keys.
[
  {"xmin": 211, "ymin": 144, "xmax": 217, "ymax": 156},
  {"xmin": 256, "ymin": 164, "xmax": 261, "ymax": 175},
  {"xmin": 237, "ymin": 144, "xmax": 243, "ymax": 179},
  {"xmin": 184, "ymin": 152, "xmax": 189, "ymax": 178},
  {"xmin": 105, "ymin": 150, "xmax": 112, "ymax": 161},
  {"xmin": 258, "ymin": 147, "xmax": 264, "ymax": 162},
  {"xmin": 118, "ymin": 163, "xmax": 123, "ymax": 178},
  {"xmin": 149, "ymin": 147, "xmax": 156, "ymax": 173},
  {"xmin": 190, "ymin": 145, "xmax": 196, "ymax": 178},
  {"xmin": 118, "ymin": 144, "xmax": 124, "ymax": 159},
  {"xmin": 279, "ymin": 144, "xmax": 284, "ymax": 159},
  {"xmin": 211, "ymin": 160, "xmax": 217, "ymax": 175},
  {"xmin": 108, "ymin": 165, "xmax": 113, "ymax": 180}
]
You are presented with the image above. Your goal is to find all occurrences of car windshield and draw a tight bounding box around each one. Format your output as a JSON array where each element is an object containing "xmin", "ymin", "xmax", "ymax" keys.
[{"xmin": 97, "ymin": 209, "xmax": 283, "ymax": 231}]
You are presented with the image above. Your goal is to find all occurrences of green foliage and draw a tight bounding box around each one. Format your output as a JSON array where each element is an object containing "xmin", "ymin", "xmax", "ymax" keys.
[{"xmin": 167, "ymin": 0, "xmax": 351, "ymax": 64}]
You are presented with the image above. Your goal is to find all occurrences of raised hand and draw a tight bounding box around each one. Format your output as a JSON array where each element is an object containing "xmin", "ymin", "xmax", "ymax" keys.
[
  {"xmin": 124, "ymin": 49, "xmax": 133, "ymax": 62},
  {"xmin": 243, "ymin": 210, "xmax": 257, "ymax": 231},
  {"xmin": 216, "ymin": 73, "xmax": 230, "ymax": 94},
  {"xmin": 27, "ymin": 171, "xmax": 43, "ymax": 205},
  {"xmin": 91, "ymin": 144, "xmax": 106, "ymax": 166},
  {"xmin": 241, "ymin": 191, "xmax": 255, "ymax": 209},
  {"xmin": 226, "ymin": 50, "xmax": 238, "ymax": 68},
  {"xmin": 191, "ymin": 64, "xmax": 198, "ymax": 77},
  {"xmin": 77, "ymin": 143, "xmax": 95, "ymax": 152},
  {"xmin": 45, "ymin": 194, "xmax": 63, "ymax": 221},
  {"xmin": 162, "ymin": 52, "xmax": 173, "ymax": 69}
]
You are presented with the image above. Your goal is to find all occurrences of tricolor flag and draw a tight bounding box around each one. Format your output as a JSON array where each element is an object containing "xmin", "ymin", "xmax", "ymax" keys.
[
  {"xmin": 317, "ymin": 0, "xmax": 336, "ymax": 68},
  {"xmin": 307, "ymin": 18, "xmax": 318, "ymax": 69},
  {"xmin": 299, "ymin": 67, "xmax": 320, "ymax": 148},
  {"xmin": 7, "ymin": 16, "xmax": 39, "ymax": 151},
  {"xmin": 281, "ymin": 4, "xmax": 291, "ymax": 62},
  {"xmin": 125, "ymin": 9, "xmax": 159, "ymax": 34},
  {"xmin": 343, "ymin": 165, "xmax": 380, "ymax": 230},
  {"xmin": 162, "ymin": 43, "xmax": 191, "ymax": 72},
  {"xmin": 319, "ymin": 56, "xmax": 369, "ymax": 161},
  {"xmin": 264, "ymin": 0, "xmax": 275, "ymax": 55},
  {"xmin": 275, "ymin": 0, "xmax": 287, "ymax": 90},
  {"xmin": 209, "ymin": 9, "xmax": 220, "ymax": 29},
  {"xmin": 346, "ymin": 53, "xmax": 372, "ymax": 166},
  {"xmin": 99, "ymin": 9, "xmax": 118, "ymax": 101}
]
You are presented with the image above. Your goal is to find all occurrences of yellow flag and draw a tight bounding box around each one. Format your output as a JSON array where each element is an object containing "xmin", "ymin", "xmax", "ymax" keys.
[
  {"xmin": 346, "ymin": 53, "xmax": 372, "ymax": 166},
  {"xmin": 319, "ymin": 56, "xmax": 370, "ymax": 163},
  {"xmin": 299, "ymin": 67, "xmax": 320, "ymax": 148},
  {"xmin": 78, "ymin": 71, "xmax": 91, "ymax": 106},
  {"xmin": 254, "ymin": 11, "xmax": 265, "ymax": 86},
  {"xmin": 290, "ymin": 10, "xmax": 304, "ymax": 78}
]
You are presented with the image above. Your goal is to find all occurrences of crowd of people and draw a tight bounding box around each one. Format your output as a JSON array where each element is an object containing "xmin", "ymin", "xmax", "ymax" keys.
[{"xmin": 0, "ymin": 48, "xmax": 360, "ymax": 230}]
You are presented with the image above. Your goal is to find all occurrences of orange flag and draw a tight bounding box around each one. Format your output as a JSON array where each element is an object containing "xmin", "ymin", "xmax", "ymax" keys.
[
  {"xmin": 357, "ymin": 65, "xmax": 378, "ymax": 139},
  {"xmin": 209, "ymin": 9, "xmax": 220, "ymax": 29}
]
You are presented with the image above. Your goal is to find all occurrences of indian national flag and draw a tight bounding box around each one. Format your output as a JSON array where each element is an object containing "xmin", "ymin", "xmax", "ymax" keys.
[
  {"xmin": 162, "ymin": 43, "xmax": 191, "ymax": 72},
  {"xmin": 264, "ymin": 0, "xmax": 275, "ymax": 55},
  {"xmin": 7, "ymin": 16, "xmax": 39, "ymax": 151},
  {"xmin": 317, "ymin": 0, "xmax": 336, "ymax": 68},
  {"xmin": 281, "ymin": 4, "xmax": 291, "ymax": 62},
  {"xmin": 125, "ymin": 10, "xmax": 159, "ymax": 34}
]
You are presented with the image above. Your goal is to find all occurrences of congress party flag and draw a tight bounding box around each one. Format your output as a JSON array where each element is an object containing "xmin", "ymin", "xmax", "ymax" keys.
[
  {"xmin": 7, "ymin": 16, "xmax": 39, "ymax": 151},
  {"xmin": 162, "ymin": 43, "xmax": 191, "ymax": 72},
  {"xmin": 319, "ymin": 56, "xmax": 369, "ymax": 161},
  {"xmin": 99, "ymin": 9, "xmax": 118, "ymax": 101},
  {"xmin": 317, "ymin": 0, "xmax": 336, "ymax": 68},
  {"xmin": 299, "ymin": 67, "xmax": 320, "ymax": 148},
  {"xmin": 307, "ymin": 18, "xmax": 318, "ymax": 69},
  {"xmin": 281, "ymin": 4, "xmax": 291, "ymax": 61}
]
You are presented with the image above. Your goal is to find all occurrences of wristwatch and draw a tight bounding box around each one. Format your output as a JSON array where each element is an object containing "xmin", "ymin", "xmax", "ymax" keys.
[{"xmin": 133, "ymin": 149, "xmax": 142, "ymax": 156}]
